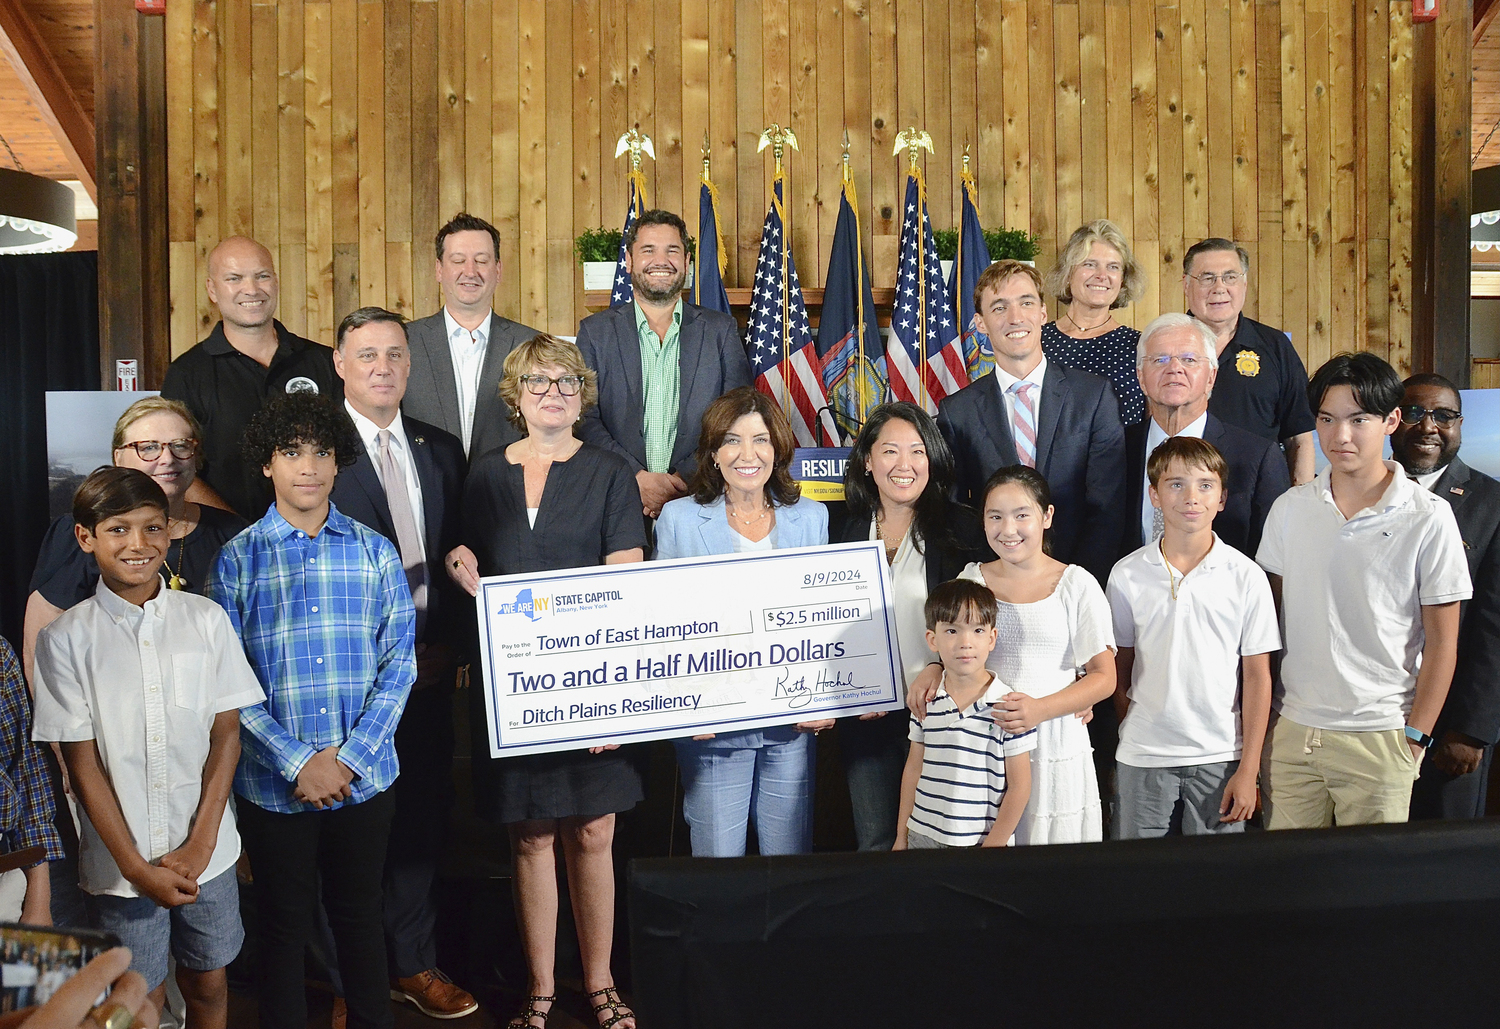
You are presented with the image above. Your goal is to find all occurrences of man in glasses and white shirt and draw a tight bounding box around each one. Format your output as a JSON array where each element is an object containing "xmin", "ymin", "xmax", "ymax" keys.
[{"xmin": 1182, "ymin": 238, "xmax": 1316, "ymax": 485}]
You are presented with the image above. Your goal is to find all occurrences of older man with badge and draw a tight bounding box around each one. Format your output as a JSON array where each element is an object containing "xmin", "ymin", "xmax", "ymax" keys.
[{"xmin": 1182, "ymin": 238, "xmax": 1316, "ymax": 486}]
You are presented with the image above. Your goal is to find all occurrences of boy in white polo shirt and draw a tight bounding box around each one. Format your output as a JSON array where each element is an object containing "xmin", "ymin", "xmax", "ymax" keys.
[
  {"xmin": 1108, "ymin": 437, "xmax": 1280, "ymax": 838},
  {"xmin": 1256, "ymin": 352, "xmax": 1470, "ymax": 828}
]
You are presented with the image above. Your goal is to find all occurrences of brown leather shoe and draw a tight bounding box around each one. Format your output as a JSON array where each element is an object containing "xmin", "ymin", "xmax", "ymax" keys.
[
  {"xmin": 390, "ymin": 969, "xmax": 480, "ymax": 1019},
  {"xmin": 331, "ymin": 998, "xmax": 346, "ymax": 1029}
]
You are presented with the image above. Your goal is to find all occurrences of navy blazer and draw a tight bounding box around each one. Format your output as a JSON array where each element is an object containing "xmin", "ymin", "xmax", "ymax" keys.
[
  {"xmin": 653, "ymin": 494, "xmax": 828, "ymax": 558},
  {"xmin": 330, "ymin": 414, "xmax": 468, "ymax": 652},
  {"xmin": 1121, "ymin": 412, "xmax": 1290, "ymax": 560},
  {"xmin": 1429, "ymin": 458, "xmax": 1500, "ymax": 746},
  {"xmin": 936, "ymin": 364, "xmax": 1127, "ymax": 582},
  {"xmin": 575, "ymin": 301, "xmax": 752, "ymax": 480}
]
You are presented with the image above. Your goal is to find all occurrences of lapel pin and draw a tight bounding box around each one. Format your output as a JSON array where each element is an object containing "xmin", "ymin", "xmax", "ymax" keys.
[
  {"xmin": 414, "ymin": 436, "xmax": 425, "ymax": 444},
  {"xmin": 1450, "ymin": 486, "xmax": 1464, "ymax": 495}
]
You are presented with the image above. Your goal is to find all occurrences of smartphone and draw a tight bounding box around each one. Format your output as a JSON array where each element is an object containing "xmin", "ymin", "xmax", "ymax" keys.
[{"xmin": 0, "ymin": 924, "xmax": 122, "ymax": 1011}]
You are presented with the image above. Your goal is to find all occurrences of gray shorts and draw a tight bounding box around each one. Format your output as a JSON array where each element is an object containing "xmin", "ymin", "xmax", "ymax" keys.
[
  {"xmin": 1114, "ymin": 760, "xmax": 1247, "ymax": 839},
  {"xmin": 93, "ymin": 865, "xmax": 243, "ymax": 990},
  {"xmin": 905, "ymin": 829, "xmax": 955, "ymax": 849}
]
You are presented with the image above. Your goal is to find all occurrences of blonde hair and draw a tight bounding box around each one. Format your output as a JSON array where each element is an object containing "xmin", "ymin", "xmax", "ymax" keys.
[
  {"xmin": 497, "ymin": 334, "xmax": 600, "ymax": 431},
  {"xmin": 1045, "ymin": 219, "xmax": 1148, "ymax": 308},
  {"xmin": 111, "ymin": 397, "xmax": 203, "ymax": 468}
]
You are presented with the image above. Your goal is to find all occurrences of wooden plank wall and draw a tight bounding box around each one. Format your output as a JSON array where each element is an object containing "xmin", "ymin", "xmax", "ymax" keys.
[{"xmin": 165, "ymin": 0, "xmax": 1415, "ymax": 376}]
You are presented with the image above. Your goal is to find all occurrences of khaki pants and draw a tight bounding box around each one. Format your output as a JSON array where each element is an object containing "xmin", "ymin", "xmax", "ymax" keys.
[{"xmin": 1261, "ymin": 713, "xmax": 1421, "ymax": 829}]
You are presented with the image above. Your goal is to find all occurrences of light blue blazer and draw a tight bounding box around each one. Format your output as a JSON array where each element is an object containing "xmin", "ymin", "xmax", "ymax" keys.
[
  {"xmin": 654, "ymin": 493, "xmax": 828, "ymax": 747},
  {"xmin": 654, "ymin": 494, "xmax": 828, "ymax": 559}
]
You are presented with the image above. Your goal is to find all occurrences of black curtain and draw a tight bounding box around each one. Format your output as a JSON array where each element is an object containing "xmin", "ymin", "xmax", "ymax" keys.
[{"xmin": 0, "ymin": 251, "xmax": 99, "ymax": 645}]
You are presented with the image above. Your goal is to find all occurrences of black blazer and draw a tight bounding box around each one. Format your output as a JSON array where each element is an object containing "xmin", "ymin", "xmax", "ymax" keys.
[
  {"xmin": 574, "ymin": 300, "xmax": 752, "ymax": 480},
  {"xmin": 936, "ymin": 364, "xmax": 1127, "ymax": 582},
  {"xmin": 330, "ymin": 414, "xmax": 468, "ymax": 652},
  {"xmin": 1121, "ymin": 413, "xmax": 1290, "ymax": 560},
  {"xmin": 831, "ymin": 501, "xmax": 989, "ymax": 593},
  {"xmin": 1429, "ymin": 458, "xmax": 1500, "ymax": 746}
]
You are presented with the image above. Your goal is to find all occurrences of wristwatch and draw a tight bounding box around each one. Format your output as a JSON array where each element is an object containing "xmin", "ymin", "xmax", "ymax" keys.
[{"xmin": 1404, "ymin": 725, "xmax": 1435, "ymax": 749}]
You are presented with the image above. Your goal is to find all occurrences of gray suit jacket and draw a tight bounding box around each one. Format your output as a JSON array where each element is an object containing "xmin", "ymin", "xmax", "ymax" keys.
[
  {"xmin": 402, "ymin": 308, "xmax": 541, "ymax": 460},
  {"xmin": 574, "ymin": 300, "xmax": 751, "ymax": 480}
]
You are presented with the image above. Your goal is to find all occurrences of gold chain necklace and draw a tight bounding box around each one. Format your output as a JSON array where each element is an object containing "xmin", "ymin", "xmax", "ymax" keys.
[
  {"xmin": 1160, "ymin": 539, "xmax": 1180, "ymax": 601},
  {"xmin": 163, "ymin": 535, "xmax": 188, "ymax": 590}
]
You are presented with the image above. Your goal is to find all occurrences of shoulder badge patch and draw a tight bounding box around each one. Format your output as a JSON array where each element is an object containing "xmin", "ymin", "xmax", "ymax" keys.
[{"xmin": 1234, "ymin": 349, "xmax": 1261, "ymax": 377}]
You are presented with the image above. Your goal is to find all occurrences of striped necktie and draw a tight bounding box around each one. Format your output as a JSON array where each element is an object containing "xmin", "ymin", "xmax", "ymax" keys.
[{"xmin": 1009, "ymin": 381, "xmax": 1037, "ymax": 468}]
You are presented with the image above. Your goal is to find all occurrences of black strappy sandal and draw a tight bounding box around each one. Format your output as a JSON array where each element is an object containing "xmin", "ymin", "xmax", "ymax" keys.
[
  {"xmin": 587, "ymin": 987, "xmax": 636, "ymax": 1029},
  {"xmin": 506, "ymin": 994, "xmax": 555, "ymax": 1029}
]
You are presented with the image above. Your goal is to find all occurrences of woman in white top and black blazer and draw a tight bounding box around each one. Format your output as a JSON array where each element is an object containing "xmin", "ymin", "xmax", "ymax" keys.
[
  {"xmin": 654, "ymin": 387, "xmax": 831, "ymax": 856},
  {"xmin": 832, "ymin": 402, "xmax": 988, "ymax": 851}
]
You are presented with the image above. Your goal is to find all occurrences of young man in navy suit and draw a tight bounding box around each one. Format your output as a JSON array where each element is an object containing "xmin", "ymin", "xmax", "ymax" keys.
[
  {"xmin": 1395, "ymin": 374, "xmax": 1500, "ymax": 820},
  {"xmin": 1120, "ymin": 313, "xmax": 1290, "ymax": 559},
  {"xmin": 574, "ymin": 209, "xmax": 752, "ymax": 519},
  {"xmin": 330, "ymin": 307, "xmax": 475, "ymax": 1019},
  {"xmin": 936, "ymin": 260, "xmax": 1127, "ymax": 583}
]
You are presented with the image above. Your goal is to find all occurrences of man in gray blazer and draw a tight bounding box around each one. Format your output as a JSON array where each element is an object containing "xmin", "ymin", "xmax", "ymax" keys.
[
  {"xmin": 402, "ymin": 213, "xmax": 541, "ymax": 460},
  {"xmin": 575, "ymin": 209, "xmax": 752, "ymax": 517}
]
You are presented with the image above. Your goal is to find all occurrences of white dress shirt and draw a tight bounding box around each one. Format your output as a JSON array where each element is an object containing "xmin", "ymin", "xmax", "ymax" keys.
[
  {"xmin": 32, "ymin": 579, "xmax": 266, "ymax": 898},
  {"xmin": 345, "ymin": 401, "xmax": 428, "ymax": 563},
  {"xmin": 443, "ymin": 308, "xmax": 491, "ymax": 453},
  {"xmin": 1139, "ymin": 410, "xmax": 1208, "ymax": 545},
  {"xmin": 869, "ymin": 518, "xmax": 939, "ymax": 687},
  {"xmin": 1414, "ymin": 464, "xmax": 1448, "ymax": 492},
  {"xmin": 992, "ymin": 355, "xmax": 1048, "ymax": 447}
]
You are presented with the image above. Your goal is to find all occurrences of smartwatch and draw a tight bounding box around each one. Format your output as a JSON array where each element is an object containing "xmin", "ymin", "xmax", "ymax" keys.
[{"xmin": 1404, "ymin": 725, "xmax": 1435, "ymax": 749}]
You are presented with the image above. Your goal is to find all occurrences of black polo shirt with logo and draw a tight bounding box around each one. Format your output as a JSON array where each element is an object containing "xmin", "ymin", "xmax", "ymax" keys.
[
  {"xmin": 1200, "ymin": 313, "xmax": 1315, "ymax": 446},
  {"xmin": 160, "ymin": 320, "xmax": 341, "ymax": 519}
]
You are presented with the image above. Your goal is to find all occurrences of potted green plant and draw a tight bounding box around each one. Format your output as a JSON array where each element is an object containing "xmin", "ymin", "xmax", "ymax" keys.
[
  {"xmin": 984, "ymin": 227, "xmax": 1041, "ymax": 265},
  {"xmin": 575, "ymin": 227, "xmax": 699, "ymax": 291}
]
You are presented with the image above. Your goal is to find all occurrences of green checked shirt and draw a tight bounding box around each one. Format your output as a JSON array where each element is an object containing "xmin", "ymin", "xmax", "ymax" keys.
[{"xmin": 635, "ymin": 299, "xmax": 683, "ymax": 473}]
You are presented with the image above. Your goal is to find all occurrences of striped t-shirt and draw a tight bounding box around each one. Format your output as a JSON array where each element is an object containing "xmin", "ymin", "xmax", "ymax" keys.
[{"xmin": 908, "ymin": 674, "xmax": 1038, "ymax": 847}]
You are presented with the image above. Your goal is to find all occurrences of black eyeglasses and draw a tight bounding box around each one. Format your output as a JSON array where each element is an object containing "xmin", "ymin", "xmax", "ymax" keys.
[
  {"xmin": 520, "ymin": 374, "xmax": 584, "ymax": 397},
  {"xmin": 116, "ymin": 439, "xmax": 198, "ymax": 460},
  {"xmin": 1398, "ymin": 405, "xmax": 1461, "ymax": 426}
]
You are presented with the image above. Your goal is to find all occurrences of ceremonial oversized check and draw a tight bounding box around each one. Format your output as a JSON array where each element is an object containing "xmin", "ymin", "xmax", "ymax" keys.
[{"xmin": 475, "ymin": 541, "xmax": 903, "ymax": 757}]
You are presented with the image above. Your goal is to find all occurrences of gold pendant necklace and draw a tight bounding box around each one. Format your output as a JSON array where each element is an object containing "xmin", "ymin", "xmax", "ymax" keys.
[
  {"xmin": 1160, "ymin": 540, "xmax": 1180, "ymax": 601},
  {"xmin": 163, "ymin": 536, "xmax": 188, "ymax": 590}
]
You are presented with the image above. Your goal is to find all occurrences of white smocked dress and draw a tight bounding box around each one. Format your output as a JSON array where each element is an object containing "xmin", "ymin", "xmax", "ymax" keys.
[{"xmin": 959, "ymin": 562, "xmax": 1114, "ymax": 845}]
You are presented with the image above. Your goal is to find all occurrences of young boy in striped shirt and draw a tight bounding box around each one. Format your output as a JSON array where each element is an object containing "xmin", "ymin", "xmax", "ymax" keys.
[{"xmin": 894, "ymin": 580, "xmax": 1036, "ymax": 849}]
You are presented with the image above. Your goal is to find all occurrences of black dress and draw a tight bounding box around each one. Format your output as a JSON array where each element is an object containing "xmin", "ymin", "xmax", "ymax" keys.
[
  {"xmin": 1041, "ymin": 321, "xmax": 1145, "ymax": 426},
  {"xmin": 464, "ymin": 441, "xmax": 649, "ymax": 823},
  {"xmin": 29, "ymin": 504, "xmax": 249, "ymax": 605}
]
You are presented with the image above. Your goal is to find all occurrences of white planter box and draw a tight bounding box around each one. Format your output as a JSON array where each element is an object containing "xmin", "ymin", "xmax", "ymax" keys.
[{"xmin": 583, "ymin": 262, "xmax": 616, "ymax": 290}]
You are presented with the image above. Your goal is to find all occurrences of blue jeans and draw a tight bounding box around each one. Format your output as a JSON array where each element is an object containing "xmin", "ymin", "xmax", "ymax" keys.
[
  {"xmin": 675, "ymin": 733, "xmax": 815, "ymax": 857},
  {"xmin": 838, "ymin": 713, "xmax": 909, "ymax": 851}
]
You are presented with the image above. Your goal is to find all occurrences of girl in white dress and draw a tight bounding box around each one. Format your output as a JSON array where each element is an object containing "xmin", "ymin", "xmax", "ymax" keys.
[{"xmin": 909, "ymin": 466, "xmax": 1116, "ymax": 844}]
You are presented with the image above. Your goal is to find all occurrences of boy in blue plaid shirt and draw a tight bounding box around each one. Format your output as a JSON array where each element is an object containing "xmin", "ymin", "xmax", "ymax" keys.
[{"xmin": 207, "ymin": 393, "xmax": 415, "ymax": 1029}]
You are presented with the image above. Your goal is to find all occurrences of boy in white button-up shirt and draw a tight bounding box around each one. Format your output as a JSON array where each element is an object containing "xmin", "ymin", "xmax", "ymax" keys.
[
  {"xmin": 1256, "ymin": 353, "xmax": 1471, "ymax": 828},
  {"xmin": 33, "ymin": 467, "xmax": 265, "ymax": 1029}
]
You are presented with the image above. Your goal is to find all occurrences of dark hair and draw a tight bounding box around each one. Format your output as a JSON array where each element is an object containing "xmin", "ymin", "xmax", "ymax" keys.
[
  {"xmin": 973, "ymin": 259, "xmax": 1045, "ymax": 315},
  {"xmin": 1403, "ymin": 372, "xmax": 1462, "ymax": 412},
  {"xmin": 241, "ymin": 393, "xmax": 361, "ymax": 470},
  {"xmin": 336, "ymin": 306, "xmax": 407, "ymax": 349},
  {"xmin": 924, "ymin": 578, "xmax": 999, "ymax": 632},
  {"xmin": 1182, "ymin": 238, "xmax": 1251, "ymax": 276},
  {"xmin": 73, "ymin": 466, "xmax": 168, "ymax": 533},
  {"xmin": 1307, "ymin": 352, "xmax": 1404, "ymax": 418},
  {"xmin": 1147, "ymin": 436, "xmax": 1227, "ymax": 489},
  {"xmin": 625, "ymin": 209, "xmax": 688, "ymax": 252},
  {"xmin": 980, "ymin": 465, "xmax": 1053, "ymax": 555},
  {"xmin": 843, "ymin": 402, "xmax": 957, "ymax": 556},
  {"xmin": 434, "ymin": 212, "xmax": 500, "ymax": 262},
  {"xmin": 689, "ymin": 387, "xmax": 802, "ymax": 507}
]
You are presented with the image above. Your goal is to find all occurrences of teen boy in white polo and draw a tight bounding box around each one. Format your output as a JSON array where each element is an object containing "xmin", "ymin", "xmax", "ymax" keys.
[
  {"xmin": 1108, "ymin": 437, "xmax": 1280, "ymax": 837},
  {"xmin": 1256, "ymin": 353, "xmax": 1470, "ymax": 828}
]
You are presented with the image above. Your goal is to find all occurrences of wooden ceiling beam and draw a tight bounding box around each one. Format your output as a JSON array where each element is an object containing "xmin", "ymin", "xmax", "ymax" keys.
[
  {"xmin": 1479, "ymin": 0, "xmax": 1500, "ymax": 48},
  {"xmin": 0, "ymin": 0, "xmax": 95, "ymax": 199}
]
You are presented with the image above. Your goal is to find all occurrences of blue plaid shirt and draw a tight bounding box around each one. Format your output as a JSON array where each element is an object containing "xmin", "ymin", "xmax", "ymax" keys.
[
  {"xmin": 207, "ymin": 502, "xmax": 416, "ymax": 813},
  {"xmin": 0, "ymin": 639, "xmax": 62, "ymax": 864}
]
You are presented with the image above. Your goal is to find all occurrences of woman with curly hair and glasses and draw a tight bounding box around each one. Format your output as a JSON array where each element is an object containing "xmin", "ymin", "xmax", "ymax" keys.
[{"xmin": 446, "ymin": 333, "xmax": 645, "ymax": 1029}]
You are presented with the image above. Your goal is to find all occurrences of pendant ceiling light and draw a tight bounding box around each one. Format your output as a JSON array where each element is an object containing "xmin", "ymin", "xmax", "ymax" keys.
[
  {"xmin": 1475, "ymin": 165, "xmax": 1500, "ymax": 254},
  {"xmin": 0, "ymin": 166, "xmax": 77, "ymax": 254}
]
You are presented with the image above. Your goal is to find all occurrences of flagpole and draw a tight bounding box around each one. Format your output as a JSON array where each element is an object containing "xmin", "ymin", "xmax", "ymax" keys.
[
  {"xmin": 759, "ymin": 124, "xmax": 800, "ymax": 427},
  {"xmin": 842, "ymin": 129, "xmax": 867, "ymax": 432},
  {"xmin": 895, "ymin": 128, "xmax": 934, "ymax": 412}
]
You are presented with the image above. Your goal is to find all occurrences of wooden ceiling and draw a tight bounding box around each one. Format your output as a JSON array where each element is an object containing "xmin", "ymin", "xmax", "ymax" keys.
[
  {"xmin": 1478, "ymin": 16, "xmax": 1500, "ymax": 169},
  {"xmin": 0, "ymin": 0, "xmax": 92, "ymax": 182}
]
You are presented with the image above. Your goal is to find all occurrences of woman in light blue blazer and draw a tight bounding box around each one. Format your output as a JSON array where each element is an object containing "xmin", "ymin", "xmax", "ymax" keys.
[{"xmin": 654, "ymin": 386, "xmax": 830, "ymax": 856}]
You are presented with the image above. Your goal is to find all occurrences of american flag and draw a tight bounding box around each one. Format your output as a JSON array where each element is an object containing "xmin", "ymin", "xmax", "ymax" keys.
[
  {"xmin": 888, "ymin": 170, "xmax": 969, "ymax": 411},
  {"xmin": 610, "ymin": 171, "xmax": 647, "ymax": 308},
  {"xmin": 746, "ymin": 175, "xmax": 838, "ymax": 446}
]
